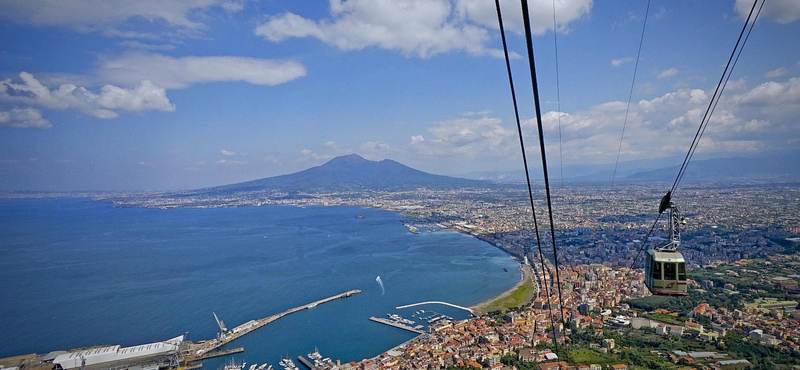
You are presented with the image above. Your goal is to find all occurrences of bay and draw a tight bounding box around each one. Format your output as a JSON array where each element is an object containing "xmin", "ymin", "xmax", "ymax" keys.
[{"xmin": 0, "ymin": 197, "xmax": 519, "ymax": 366}]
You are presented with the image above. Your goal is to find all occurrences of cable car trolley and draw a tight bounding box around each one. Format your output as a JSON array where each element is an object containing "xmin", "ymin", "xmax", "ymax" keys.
[{"xmin": 645, "ymin": 191, "xmax": 688, "ymax": 296}]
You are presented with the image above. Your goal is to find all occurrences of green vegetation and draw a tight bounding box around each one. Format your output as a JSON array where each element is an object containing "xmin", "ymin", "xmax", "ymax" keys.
[
  {"xmin": 473, "ymin": 265, "xmax": 537, "ymax": 314},
  {"xmin": 724, "ymin": 331, "xmax": 800, "ymax": 369},
  {"xmin": 569, "ymin": 347, "xmax": 613, "ymax": 366}
]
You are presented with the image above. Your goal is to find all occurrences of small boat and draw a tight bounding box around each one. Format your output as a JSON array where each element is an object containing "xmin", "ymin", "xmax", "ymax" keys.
[
  {"xmin": 308, "ymin": 347, "xmax": 322, "ymax": 360},
  {"xmin": 279, "ymin": 359, "xmax": 297, "ymax": 370}
]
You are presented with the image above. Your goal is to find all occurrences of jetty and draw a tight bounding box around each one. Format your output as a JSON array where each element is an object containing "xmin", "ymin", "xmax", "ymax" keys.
[
  {"xmin": 395, "ymin": 301, "xmax": 475, "ymax": 316},
  {"xmin": 296, "ymin": 356, "xmax": 318, "ymax": 370},
  {"xmin": 369, "ymin": 317, "xmax": 424, "ymax": 334},
  {"xmin": 192, "ymin": 348, "xmax": 243, "ymax": 360},
  {"xmin": 187, "ymin": 290, "xmax": 361, "ymax": 360}
]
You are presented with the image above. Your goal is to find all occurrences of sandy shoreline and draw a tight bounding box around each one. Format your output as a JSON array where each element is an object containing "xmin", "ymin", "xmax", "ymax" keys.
[{"xmin": 470, "ymin": 262, "xmax": 535, "ymax": 313}]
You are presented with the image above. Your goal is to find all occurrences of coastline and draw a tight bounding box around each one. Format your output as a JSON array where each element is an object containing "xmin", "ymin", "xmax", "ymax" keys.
[
  {"xmin": 470, "ymin": 262, "xmax": 536, "ymax": 315},
  {"xmin": 359, "ymin": 261, "xmax": 536, "ymax": 365},
  {"xmin": 434, "ymin": 225, "xmax": 536, "ymax": 315}
]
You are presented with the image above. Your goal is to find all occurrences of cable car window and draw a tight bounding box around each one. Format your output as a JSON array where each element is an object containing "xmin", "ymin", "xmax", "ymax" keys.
[
  {"xmin": 664, "ymin": 262, "xmax": 676, "ymax": 280},
  {"xmin": 678, "ymin": 262, "xmax": 686, "ymax": 281},
  {"xmin": 652, "ymin": 261, "xmax": 661, "ymax": 280}
]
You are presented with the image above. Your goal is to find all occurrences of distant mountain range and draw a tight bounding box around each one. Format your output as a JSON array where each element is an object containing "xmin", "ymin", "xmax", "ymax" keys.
[
  {"xmin": 199, "ymin": 154, "xmax": 491, "ymax": 194},
  {"xmin": 195, "ymin": 152, "xmax": 797, "ymax": 195},
  {"xmin": 461, "ymin": 152, "xmax": 800, "ymax": 183}
]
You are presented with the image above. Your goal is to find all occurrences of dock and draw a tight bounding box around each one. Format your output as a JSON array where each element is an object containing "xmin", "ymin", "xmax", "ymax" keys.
[
  {"xmin": 369, "ymin": 317, "xmax": 424, "ymax": 334},
  {"xmin": 296, "ymin": 356, "xmax": 318, "ymax": 370},
  {"xmin": 193, "ymin": 348, "xmax": 243, "ymax": 360},
  {"xmin": 188, "ymin": 290, "xmax": 361, "ymax": 360}
]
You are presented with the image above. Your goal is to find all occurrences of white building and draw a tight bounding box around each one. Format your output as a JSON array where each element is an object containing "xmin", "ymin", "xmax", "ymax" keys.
[{"xmin": 54, "ymin": 336, "xmax": 183, "ymax": 370}]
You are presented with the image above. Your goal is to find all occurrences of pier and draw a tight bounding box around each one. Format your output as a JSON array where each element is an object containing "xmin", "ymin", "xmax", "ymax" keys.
[
  {"xmin": 369, "ymin": 317, "xmax": 424, "ymax": 334},
  {"xmin": 395, "ymin": 301, "xmax": 475, "ymax": 316},
  {"xmin": 188, "ymin": 290, "xmax": 361, "ymax": 360},
  {"xmin": 192, "ymin": 347, "xmax": 243, "ymax": 360},
  {"xmin": 296, "ymin": 356, "xmax": 318, "ymax": 370}
]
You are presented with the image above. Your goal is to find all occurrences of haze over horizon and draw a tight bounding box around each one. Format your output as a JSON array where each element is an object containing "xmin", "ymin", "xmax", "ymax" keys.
[{"xmin": 1, "ymin": 0, "xmax": 799, "ymax": 191}]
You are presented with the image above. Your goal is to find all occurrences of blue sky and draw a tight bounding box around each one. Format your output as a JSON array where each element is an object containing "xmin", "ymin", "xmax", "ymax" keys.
[{"xmin": 0, "ymin": 0, "xmax": 798, "ymax": 190}]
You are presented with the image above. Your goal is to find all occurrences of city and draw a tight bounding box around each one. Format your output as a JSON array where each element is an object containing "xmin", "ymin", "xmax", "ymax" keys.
[{"xmin": 92, "ymin": 180, "xmax": 800, "ymax": 369}]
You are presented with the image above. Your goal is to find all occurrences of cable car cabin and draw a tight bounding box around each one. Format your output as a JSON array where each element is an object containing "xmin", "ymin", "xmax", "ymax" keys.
[{"xmin": 645, "ymin": 249, "xmax": 687, "ymax": 296}]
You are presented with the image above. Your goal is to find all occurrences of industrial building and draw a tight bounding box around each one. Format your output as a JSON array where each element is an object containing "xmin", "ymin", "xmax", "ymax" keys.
[{"xmin": 53, "ymin": 336, "xmax": 183, "ymax": 370}]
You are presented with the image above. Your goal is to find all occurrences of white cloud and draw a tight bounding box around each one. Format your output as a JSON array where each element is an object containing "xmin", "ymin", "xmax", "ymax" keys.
[
  {"xmin": 765, "ymin": 67, "xmax": 788, "ymax": 78},
  {"xmin": 118, "ymin": 40, "xmax": 176, "ymax": 51},
  {"xmin": 0, "ymin": 107, "xmax": 51, "ymax": 128},
  {"xmin": 657, "ymin": 68, "xmax": 679, "ymax": 79},
  {"xmin": 512, "ymin": 81, "xmax": 797, "ymax": 163},
  {"xmin": 1, "ymin": 72, "xmax": 174, "ymax": 121},
  {"xmin": 735, "ymin": 77, "xmax": 800, "ymax": 106},
  {"xmin": 455, "ymin": 0, "xmax": 593, "ymax": 35},
  {"xmin": 220, "ymin": 150, "xmax": 236, "ymax": 156},
  {"xmin": 99, "ymin": 53, "xmax": 307, "ymax": 89},
  {"xmin": 359, "ymin": 141, "xmax": 395, "ymax": 158},
  {"xmin": 731, "ymin": 77, "xmax": 800, "ymax": 118},
  {"xmin": 298, "ymin": 77, "xmax": 797, "ymax": 170},
  {"xmin": 409, "ymin": 115, "xmax": 516, "ymax": 158},
  {"xmin": 299, "ymin": 141, "xmax": 354, "ymax": 163},
  {"xmin": 611, "ymin": 57, "xmax": 632, "ymax": 67},
  {"xmin": 257, "ymin": 0, "xmax": 591, "ymax": 58},
  {"xmin": 735, "ymin": 0, "xmax": 800, "ymax": 24},
  {"xmin": 0, "ymin": 0, "xmax": 240, "ymax": 32}
]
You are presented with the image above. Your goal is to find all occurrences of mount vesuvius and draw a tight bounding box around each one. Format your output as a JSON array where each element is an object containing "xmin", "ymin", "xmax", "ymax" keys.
[{"xmin": 200, "ymin": 154, "xmax": 491, "ymax": 193}]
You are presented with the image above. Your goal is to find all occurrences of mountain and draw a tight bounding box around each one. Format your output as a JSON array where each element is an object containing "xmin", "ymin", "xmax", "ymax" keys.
[
  {"xmin": 625, "ymin": 153, "xmax": 800, "ymax": 182},
  {"xmin": 459, "ymin": 153, "xmax": 800, "ymax": 183},
  {"xmin": 200, "ymin": 154, "xmax": 491, "ymax": 193}
]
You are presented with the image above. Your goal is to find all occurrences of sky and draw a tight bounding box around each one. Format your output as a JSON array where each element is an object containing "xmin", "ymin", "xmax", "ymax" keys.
[{"xmin": 0, "ymin": 0, "xmax": 798, "ymax": 191}]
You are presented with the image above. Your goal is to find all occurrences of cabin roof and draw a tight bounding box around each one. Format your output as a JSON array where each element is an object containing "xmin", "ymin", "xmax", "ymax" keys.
[{"xmin": 649, "ymin": 250, "xmax": 686, "ymax": 263}]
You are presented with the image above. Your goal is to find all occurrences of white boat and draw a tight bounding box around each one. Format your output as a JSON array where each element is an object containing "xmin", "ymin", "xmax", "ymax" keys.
[
  {"xmin": 308, "ymin": 347, "xmax": 322, "ymax": 360},
  {"xmin": 222, "ymin": 361, "xmax": 245, "ymax": 370},
  {"xmin": 249, "ymin": 365, "xmax": 257, "ymax": 370},
  {"xmin": 279, "ymin": 359, "xmax": 297, "ymax": 370}
]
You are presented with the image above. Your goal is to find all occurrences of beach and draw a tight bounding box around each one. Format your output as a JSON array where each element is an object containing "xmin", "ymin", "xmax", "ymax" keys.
[{"xmin": 470, "ymin": 262, "xmax": 537, "ymax": 315}]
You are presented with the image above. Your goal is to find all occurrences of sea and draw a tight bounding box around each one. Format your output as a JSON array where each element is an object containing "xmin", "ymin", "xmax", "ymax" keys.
[{"xmin": 0, "ymin": 197, "xmax": 519, "ymax": 366}]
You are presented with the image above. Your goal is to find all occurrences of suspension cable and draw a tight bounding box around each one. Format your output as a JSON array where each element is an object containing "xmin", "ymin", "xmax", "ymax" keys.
[
  {"xmin": 629, "ymin": 0, "xmax": 764, "ymax": 269},
  {"xmin": 520, "ymin": 0, "xmax": 567, "ymax": 329},
  {"xmin": 611, "ymin": 0, "xmax": 652, "ymax": 190},
  {"xmin": 674, "ymin": 0, "xmax": 765, "ymax": 191},
  {"xmin": 493, "ymin": 0, "xmax": 560, "ymax": 350},
  {"xmin": 552, "ymin": 0, "xmax": 564, "ymax": 187}
]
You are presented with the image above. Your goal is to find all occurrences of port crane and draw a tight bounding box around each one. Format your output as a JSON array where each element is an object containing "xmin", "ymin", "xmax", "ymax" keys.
[{"xmin": 213, "ymin": 312, "xmax": 228, "ymax": 340}]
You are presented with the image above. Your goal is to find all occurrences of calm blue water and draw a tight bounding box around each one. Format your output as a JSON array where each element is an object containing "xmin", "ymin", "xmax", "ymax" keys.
[{"xmin": 0, "ymin": 198, "xmax": 518, "ymax": 366}]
